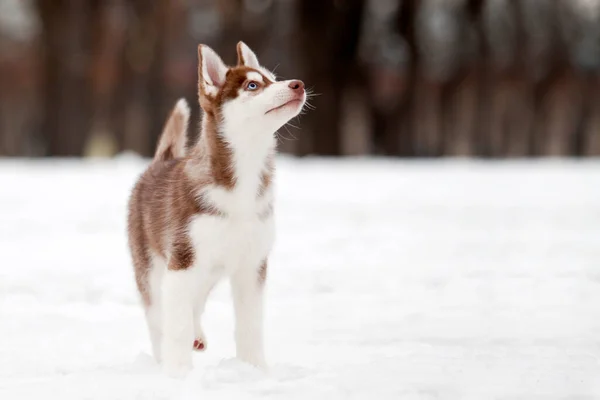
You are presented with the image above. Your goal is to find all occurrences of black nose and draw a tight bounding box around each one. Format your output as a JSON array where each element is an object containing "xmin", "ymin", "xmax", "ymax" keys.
[{"xmin": 288, "ymin": 80, "xmax": 305, "ymax": 91}]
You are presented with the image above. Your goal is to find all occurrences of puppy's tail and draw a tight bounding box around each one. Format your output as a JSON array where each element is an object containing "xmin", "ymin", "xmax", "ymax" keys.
[{"xmin": 154, "ymin": 98, "xmax": 190, "ymax": 162}]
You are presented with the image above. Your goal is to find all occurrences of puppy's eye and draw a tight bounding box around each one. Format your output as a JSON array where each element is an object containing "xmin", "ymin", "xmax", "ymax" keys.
[{"xmin": 246, "ymin": 81, "xmax": 258, "ymax": 91}]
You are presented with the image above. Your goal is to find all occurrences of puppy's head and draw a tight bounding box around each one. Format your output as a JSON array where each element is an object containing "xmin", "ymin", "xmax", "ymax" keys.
[{"xmin": 197, "ymin": 42, "xmax": 306, "ymax": 138}]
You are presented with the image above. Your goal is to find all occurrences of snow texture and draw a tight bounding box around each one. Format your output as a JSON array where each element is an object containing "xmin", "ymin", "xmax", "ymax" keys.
[{"xmin": 1, "ymin": 155, "xmax": 599, "ymax": 399}]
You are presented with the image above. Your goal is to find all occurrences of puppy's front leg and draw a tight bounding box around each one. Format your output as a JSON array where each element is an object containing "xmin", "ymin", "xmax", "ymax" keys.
[
  {"xmin": 230, "ymin": 260, "xmax": 267, "ymax": 369},
  {"xmin": 161, "ymin": 262, "xmax": 195, "ymax": 377}
]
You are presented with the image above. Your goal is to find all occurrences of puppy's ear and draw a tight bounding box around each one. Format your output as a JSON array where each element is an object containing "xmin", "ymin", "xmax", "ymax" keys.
[
  {"xmin": 198, "ymin": 44, "xmax": 228, "ymax": 99},
  {"xmin": 236, "ymin": 41, "xmax": 260, "ymax": 69}
]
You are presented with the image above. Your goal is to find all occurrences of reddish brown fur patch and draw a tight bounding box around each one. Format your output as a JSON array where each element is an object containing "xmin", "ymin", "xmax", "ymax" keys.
[
  {"xmin": 127, "ymin": 193, "xmax": 152, "ymax": 306},
  {"xmin": 154, "ymin": 103, "xmax": 188, "ymax": 162},
  {"xmin": 220, "ymin": 67, "xmax": 273, "ymax": 102},
  {"xmin": 258, "ymin": 154, "xmax": 274, "ymax": 198},
  {"xmin": 258, "ymin": 260, "xmax": 268, "ymax": 284},
  {"xmin": 128, "ymin": 161, "xmax": 209, "ymax": 287},
  {"xmin": 197, "ymin": 110, "xmax": 237, "ymax": 190}
]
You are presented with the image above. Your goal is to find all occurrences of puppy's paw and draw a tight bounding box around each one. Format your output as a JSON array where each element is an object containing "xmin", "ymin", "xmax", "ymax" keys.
[
  {"xmin": 162, "ymin": 357, "xmax": 192, "ymax": 379},
  {"xmin": 237, "ymin": 351, "xmax": 267, "ymax": 371},
  {"xmin": 161, "ymin": 342, "xmax": 193, "ymax": 378}
]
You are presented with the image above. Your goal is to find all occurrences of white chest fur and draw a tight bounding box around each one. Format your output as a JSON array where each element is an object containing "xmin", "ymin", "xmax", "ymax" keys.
[{"xmin": 188, "ymin": 185, "xmax": 275, "ymax": 274}]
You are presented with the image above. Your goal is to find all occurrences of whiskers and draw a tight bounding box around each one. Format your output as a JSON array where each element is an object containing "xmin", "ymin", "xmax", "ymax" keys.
[
  {"xmin": 276, "ymin": 123, "xmax": 299, "ymax": 143},
  {"xmin": 302, "ymin": 87, "xmax": 319, "ymax": 113}
]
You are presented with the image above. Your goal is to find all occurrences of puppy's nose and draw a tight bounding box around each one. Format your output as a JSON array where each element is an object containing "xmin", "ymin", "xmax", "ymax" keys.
[{"xmin": 288, "ymin": 80, "xmax": 305, "ymax": 92}]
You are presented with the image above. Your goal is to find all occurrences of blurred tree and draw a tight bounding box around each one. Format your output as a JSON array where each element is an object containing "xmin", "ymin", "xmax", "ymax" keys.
[
  {"xmin": 481, "ymin": 0, "xmax": 531, "ymax": 157},
  {"xmin": 0, "ymin": 0, "xmax": 40, "ymax": 156},
  {"xmin": 36, "ymin": 0, "xmax": 93, "ymax": 156},
  {"xmin": 296, "ymin": 0, "xmax": 365, "ymax": 156},
  {"xmin": 359, "ymin": 0, "xmax": 413, "ymax": 156}
]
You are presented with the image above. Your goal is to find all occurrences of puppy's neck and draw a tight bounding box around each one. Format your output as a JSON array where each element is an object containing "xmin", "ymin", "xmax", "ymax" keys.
[{"xmin": 192, "ymin": 109, "xmax": 276, "ymax": 192}]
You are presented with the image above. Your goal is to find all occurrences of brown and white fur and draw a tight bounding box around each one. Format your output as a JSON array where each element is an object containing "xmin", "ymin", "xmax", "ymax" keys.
[{"xmin": 126, "ymin": 41, "xmax": 306, "ymax": 377}]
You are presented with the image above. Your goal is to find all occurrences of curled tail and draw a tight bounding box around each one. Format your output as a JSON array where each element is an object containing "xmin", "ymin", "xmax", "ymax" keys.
[{"xmin": 154, "ymin": 98, "xmax": 190, "ymax": 162}]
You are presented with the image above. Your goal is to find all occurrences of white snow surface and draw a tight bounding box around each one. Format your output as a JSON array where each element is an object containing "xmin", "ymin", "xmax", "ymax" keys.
[{"xmin": 1, "ymin": 156, "xmax": 600, "ymax": 399}]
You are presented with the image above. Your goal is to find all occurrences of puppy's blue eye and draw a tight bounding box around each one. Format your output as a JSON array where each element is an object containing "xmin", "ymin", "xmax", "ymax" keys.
[{"xmin": 247, "ymin": 82, "xmax": 258, "ymax": 91}]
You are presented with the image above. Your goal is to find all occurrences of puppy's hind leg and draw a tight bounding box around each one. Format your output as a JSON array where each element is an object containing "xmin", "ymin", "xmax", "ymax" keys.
[
  {"xmin": 144, "ymin": 256, "xmax": 166, "ymax": 363},
  {"xmin": 131, "ymin": 242, "xmax": 163, "ymax": 363}
]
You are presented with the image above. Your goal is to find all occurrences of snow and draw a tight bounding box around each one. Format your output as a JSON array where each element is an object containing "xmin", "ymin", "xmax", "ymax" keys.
[{"xmin": 1, "ymin": 156, "xmax": 600, "ymax": 399}]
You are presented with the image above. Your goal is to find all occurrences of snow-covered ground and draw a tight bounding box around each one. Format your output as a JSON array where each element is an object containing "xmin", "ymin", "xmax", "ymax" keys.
[{"xmin": 1, "ymin": 156, "xmax": 599, "ymax": 399}]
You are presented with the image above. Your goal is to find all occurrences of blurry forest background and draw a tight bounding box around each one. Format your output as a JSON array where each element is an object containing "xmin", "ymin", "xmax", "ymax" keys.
[{"xmin": 1, "ymin": 0, "xmax": 600, "ymax": 158}]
